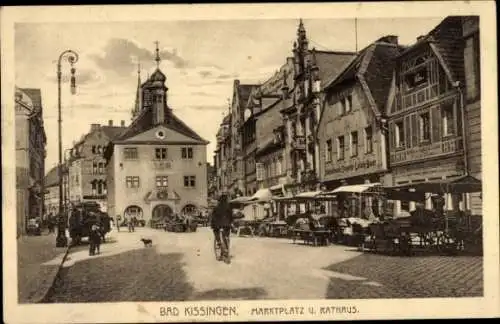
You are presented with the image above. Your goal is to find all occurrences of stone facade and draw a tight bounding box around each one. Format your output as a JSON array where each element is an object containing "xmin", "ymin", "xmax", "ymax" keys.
[
  {"xmin": 67, "ymin": 121, "xmax": 126, "ymax": 211},
  {"xmin": 106, "ymin": 46, "xmax": 209, "ymax": 225},
  {"xmin": 15, "ymin": 87, "xmax": 46, "ymax": 236},
  {"xmin": 462, "ymin": 16, "xmax": 481, "ymax": 215}
]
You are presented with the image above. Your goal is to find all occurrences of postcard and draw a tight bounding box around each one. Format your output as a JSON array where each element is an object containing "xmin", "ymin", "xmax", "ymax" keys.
[{"xmin": 2, "ymin": 2, "xmax": 499, "ymax": 322}]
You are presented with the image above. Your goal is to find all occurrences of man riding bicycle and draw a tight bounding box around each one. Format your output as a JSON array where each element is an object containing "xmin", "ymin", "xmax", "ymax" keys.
[{"xmin": 211, "ymin": 193, "xmax": 233, "ymax": 264}]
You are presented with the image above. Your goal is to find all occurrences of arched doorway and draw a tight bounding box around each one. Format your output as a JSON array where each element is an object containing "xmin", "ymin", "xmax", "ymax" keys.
[
  {"xmin": 124, "ymin": 205, "xmax": 144, "ymax": 226},
  {"xmin": 181, "ymin": 204, "xmax": 198, "ymax": 216},
  {"xmin": 152, "ymin": 204, "xmax": 174, "ymax": 222},
  {"xmin": 124, "ymin": 205, "xmax": 143, "ymax": 220}
]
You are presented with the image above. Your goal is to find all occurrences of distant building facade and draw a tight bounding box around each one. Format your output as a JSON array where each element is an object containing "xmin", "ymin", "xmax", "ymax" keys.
[
  {"xmin": 462, "ymin": 16, "xmax": 481, "ymax": 215},
  {"xmin": 281, "ymin": 20, "xmax": 356, "ymax": 194},
  {"xmin": 386, "ymin": 16, "xmax": 469, "ymax": 214},
  {"xmin": 105, "ymin": 46, "xmax": 209, "ymax": 225},
  {"xmin": 67, "ymin": 120, "xmax": 127, "ymax": 211},
  {"xmin": 15, "ymin": 87, "xmax": 46, "ymax": 236},
  {"xmin": 317, "ymin": 36, "xmax": 403, "ymax": 191}
]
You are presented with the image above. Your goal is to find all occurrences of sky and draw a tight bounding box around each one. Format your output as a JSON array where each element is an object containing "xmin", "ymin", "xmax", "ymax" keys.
[{"xmin": 14, "ymin": 17, "xmax": 446, "ymax": 173}]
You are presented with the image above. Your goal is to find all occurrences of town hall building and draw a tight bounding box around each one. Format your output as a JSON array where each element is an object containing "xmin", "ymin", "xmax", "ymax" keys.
[{"xmin": 105, "ymin": 43, "xmax": 209, "ymax": 226}]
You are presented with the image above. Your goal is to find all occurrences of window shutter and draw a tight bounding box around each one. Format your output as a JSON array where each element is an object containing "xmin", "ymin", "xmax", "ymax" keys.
[
  {"xmin": 431, "ymin": 106, "xmax": 441, "ymax": 142},
  {"xmin": 410, "ymin": 114, "xmax": 418, "ymax": 147},
  {"xmin": 404, "ymin": 115, "xmax": 412, "ymax": 148}
]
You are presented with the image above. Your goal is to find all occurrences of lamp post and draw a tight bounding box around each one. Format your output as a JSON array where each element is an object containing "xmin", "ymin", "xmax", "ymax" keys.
[{"xmin": 56, "ymin": 50, "xmax": 79, "ymax": 247}]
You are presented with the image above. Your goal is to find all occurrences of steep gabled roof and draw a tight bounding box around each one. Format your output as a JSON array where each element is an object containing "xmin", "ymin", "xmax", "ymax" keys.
[
  {"xmin": 115, "ymin": 105, "xmax": 207, "ymax": 144},
  {"xmin": 19, "ymin": 88, "xmax": 42, "ymax": 112},
  {"xmin": 44, "ymin": 165, "xmax": 60, "ymax": 188},
  {"xmin": 238, "ymin": 84, "xmax": 257, "ymax": 106},
  {"xmin": 399, "ymin": 16, "xmax": 465, "ymax": 84},
  {"xmin": 314, "ymin": 50, "xmax": 357, "ymax": 88},
  {"xmin": 318, "ymin": 38, "xmax": 404, "ymax": 130}
]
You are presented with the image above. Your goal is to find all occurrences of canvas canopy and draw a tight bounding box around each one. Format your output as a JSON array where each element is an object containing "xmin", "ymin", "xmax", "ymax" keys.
[
  {"xmin": 384, "ymin": 175, "xmax": 482, "ymax": 194},
  {"xmin": 323, "ymin": 183, "xmax": 381, "ymax": 194}
]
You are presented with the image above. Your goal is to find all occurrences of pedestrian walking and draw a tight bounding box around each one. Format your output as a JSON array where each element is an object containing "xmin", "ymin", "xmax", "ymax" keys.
[{"xmin": 89, "ymin": 224, "xmax": 101, "ymax": 255}]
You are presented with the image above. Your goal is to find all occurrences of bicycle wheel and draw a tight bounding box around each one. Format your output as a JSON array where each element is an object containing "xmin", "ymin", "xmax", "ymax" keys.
[{"xmin": 214, "ymin": 237, "xmax": 222, "ymax": 261}]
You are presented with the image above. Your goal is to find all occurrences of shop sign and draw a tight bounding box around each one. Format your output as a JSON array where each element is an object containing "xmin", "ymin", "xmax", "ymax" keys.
[{"xmin": 325, "ymin": 159, "xmax": 378, "ymax": 176}]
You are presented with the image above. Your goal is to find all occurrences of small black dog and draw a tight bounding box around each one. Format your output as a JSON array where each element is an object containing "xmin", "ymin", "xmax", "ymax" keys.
[{"xmin": 140, "ymin": 238, "xmax": 153, "ymax": 247}]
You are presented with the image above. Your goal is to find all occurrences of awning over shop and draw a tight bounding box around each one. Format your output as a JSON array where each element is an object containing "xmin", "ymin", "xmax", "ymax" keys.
[
  {"xmin": 269, "ymin": 184, "xmax": 286, "ymax": 197},
  {"xmin": 385, "ymin": 175, "xmax": 482, "ymax": 194},
  {"xmin": 249, "ymin": 188, "xmax": 273, "ymax": 203},
  {"xmin": 324, "ymin": 182, "xmax": 381, "ymax": 195},
  {"xmin": 295, "ymin": 191, "xmax": 324, "ymax": 199},
  {"xmin": 229, "ymin": 196, "xmax": 253, "ymax": 205}
]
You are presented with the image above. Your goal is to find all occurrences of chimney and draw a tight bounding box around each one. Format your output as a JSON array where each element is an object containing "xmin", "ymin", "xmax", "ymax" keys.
[
  {"xmin": 378, "ymin": 35, "xmax": 399, "ymax": 45},
  {"xmin": 90, "ymin": 123, "xmax": 100, "ymax": 131},
  {"xmin": 108, "ymin": 120, "xmax": 113, "ymax": 126},
  {"xmin": 120, "ymin": 120, "xmax": 125, "ymax": 127}
]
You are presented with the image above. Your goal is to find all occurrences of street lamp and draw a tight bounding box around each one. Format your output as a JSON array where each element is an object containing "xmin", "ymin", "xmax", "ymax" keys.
[{"xmin": 56, "ymin": 50, "xmax": 79, "ymax": 247}]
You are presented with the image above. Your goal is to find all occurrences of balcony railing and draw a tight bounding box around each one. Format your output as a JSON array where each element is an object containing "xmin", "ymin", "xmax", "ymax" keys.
[{"xmin": 390, "ymin": 137, "xmax": 463, "ymax": 165}]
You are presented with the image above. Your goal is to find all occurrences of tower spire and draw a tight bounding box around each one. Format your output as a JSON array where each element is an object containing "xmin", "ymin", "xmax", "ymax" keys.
[
  {"xmin": 132, "ymin": 61, "xmax": 142, "ymax": 119},
  {"xmin": 154, "ymin": 41, "xmax": 161, "ymax": 68}
]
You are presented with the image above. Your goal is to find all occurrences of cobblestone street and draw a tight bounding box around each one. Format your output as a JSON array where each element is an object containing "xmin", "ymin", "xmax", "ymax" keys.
[{"xmin": 41, "ymin": 227, "xmax": 483, "ymax": 302}]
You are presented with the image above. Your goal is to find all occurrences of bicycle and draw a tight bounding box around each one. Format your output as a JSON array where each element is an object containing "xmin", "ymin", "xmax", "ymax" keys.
[{"xmin": 213, "ymin": 227, "xmax": 230, "ymax": 263}]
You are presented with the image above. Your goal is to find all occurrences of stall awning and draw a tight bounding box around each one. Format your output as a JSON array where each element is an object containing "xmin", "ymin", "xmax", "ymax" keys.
[
  {"xmin": 325, "ymin": 182, "xmax": 381, "ymax": 194},
  {"xmin": 250, "ymin": 188, "xmax": 273, "ymax": 202},
  {"xmin": 229, "ymin": 196, "xmax": 253, "ymax": 205},
  {"xmin": 295, "ymin": 191, "xmax": 324, "ymax": 199},
  {"xmin": 269, "ymin": 184, "xmax": 286, "ymax": 197},
  {"xmin": 385, "ymin": 175, "xmax": 482, "ymax": 194}
]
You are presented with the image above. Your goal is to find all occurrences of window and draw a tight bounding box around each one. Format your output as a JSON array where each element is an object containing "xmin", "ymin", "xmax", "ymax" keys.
[
  {"xmin": 337, "ymin": 136, "xmax": 345, "ymax": 160},
  {"xmin": 75, "ymin": 174, "xmax": 79, "ymax": 185},
  {"xmin": 181, "ymin": 147, "xmax": 194, "ymax": 159},
  {"xmin": 97, "ymin": 181, "xmax": 104, "ymax": 195},
  {"xmin": 326, "ymin": 139, "xmax": 333, "ymax": 162},
  {"xmin": 401, "ymin": 200, "xmax": 410, "ymax": 212},
  {"xmin": 350, "ymin": 131, "xmax": 358, "ymax": 157},
  {"xmin": 155, "ymin": 147, "xmax": 167, "ymax": 160},
  {"xmin": 97, "ymin": 146, "xmax": 102, "ymax": 154},
  {"xmin": 419, "ymin": 112, "xmax": 430, "ymax": 142},
  {"xmin": 123, "ymin": 147, "xmax": 138, "ymax": 160},
  {"xmin": 404, "ymin": 66, "xmax": 428, "ymax": 91},
  {"xmin": 92, "ymin": 162, "xmax": 98, "ymax": 174},
  {"xmin": 184, "ymin": 176, "xmax": 196, "ymax": 188},
  {"xmin": 156, "ymin": 176, "xmax": 169, "ymax": 188},
  {"xmin": 92, "ymin": 145, "xmax": 96, "ymax": 154},
  {"xmin": 365, "ymin": 127, "xmax": 373, "ymax": 153},
  {"xmin": 103, "ymin": 182, "xmax": 107, "ymax": 195},
  {"xmin": 338, "ymin": 99, "xmax": 345, "ymax": 116},
  {"xmin": 346, "ymin": 95, "xmax": 352, "ymax": 113},
  {"xmin": 395, "ymin": 121, "xmax": 405, "ymax": 148},
  {"xmin": 276, "ymin": 158, "xmax": 282, "ymax": 175},
  {"xmin": 98, "ymin": 162, "xmax": 104, "ymax": 174},
  {"xmin": 126, "ymin": 176, "xmax": 140, "ymax": 188},
  {"xmin": 91, "ymin": 181, "xmax": 97, "ymax": 195},
  {"xmin": 442, "ymin": 103, "xmax": 455, "ymax": 136}
]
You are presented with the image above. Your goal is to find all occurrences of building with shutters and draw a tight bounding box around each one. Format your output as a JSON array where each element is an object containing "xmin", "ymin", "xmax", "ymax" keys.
[
  {"xmin": 105, "ymin": 43, "xmax": 209, "ymax": 225},
  {"xmin": 214, "ymin": 112, "xmax": 232, "ymax": 195},
  {"xmin": 228, "ymin": 80, "xmax": 258, "ymax": 198},
  {"xmin": 15, "ymin": 87, "xmax": 47, "ymax": 236},
  {"xmin": 66, "ymin": 120, "xmax": 127, "ymax": 211},
  {"xmin": 316, "ymin": 35, "xmax": 404, "ymax": 216},
  {"xmin": 385, "ymin": 16, "xmax": 473, "ymax": 215},
  {"xmin": 280, "ymin": 20, "xmax": 356, "ymax": 194}
]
